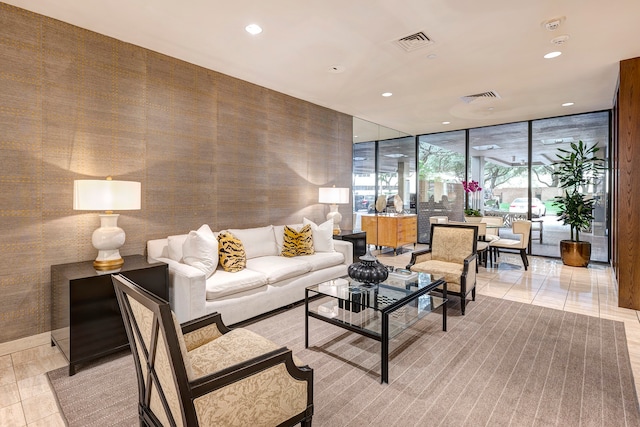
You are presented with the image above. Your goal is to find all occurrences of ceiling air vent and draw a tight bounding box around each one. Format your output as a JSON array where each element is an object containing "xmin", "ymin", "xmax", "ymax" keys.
[
  {"xmin": 460, "ymin": 91, "xmax": 501, "ymax": 104},
  {"xmin": 395, "ymin": 32, "xmax": 433, "ymax": 52}
]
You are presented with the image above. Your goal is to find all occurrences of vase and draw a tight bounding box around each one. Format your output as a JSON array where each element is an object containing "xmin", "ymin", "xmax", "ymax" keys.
[{"xmin": 347, "ymin": 249, "xmax": 389, "ymax": 286}]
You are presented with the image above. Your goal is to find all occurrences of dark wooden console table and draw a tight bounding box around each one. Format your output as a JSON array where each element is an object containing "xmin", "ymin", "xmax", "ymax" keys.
[
  {"xmin": 51, "ymin": 255, "xmax": 168, "ymax": 375},
  {"xmin": 333, "ymin": 230, "xmax": 366, "ymax": 261}
]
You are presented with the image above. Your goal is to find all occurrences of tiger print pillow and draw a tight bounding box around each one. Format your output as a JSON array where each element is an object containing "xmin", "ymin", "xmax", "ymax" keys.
[
  {"xmin": 281, "ymin": 225, "xmax": 315, "ymax": 257},
  {"xmin": 218, "ymin": 231, "xmax": 246, "ymax": 272}
]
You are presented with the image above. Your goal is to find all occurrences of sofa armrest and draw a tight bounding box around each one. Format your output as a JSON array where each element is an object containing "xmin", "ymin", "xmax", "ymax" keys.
[
  {"xmin": 154, "ymin": 257, "xmax": 207, "ymax": 323},
  {"xmin": 333, "ymin": 240, "xmax": 353, "ymax": 265},
  {"xmin": 406, "ymin": 249, "xmax": 433, "ymax": 270}
]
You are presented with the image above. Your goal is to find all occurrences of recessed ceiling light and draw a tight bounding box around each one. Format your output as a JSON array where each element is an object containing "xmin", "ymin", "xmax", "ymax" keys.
[
  {"xmin": 427, "ymin": 54, "xmax": 437, "ymax": 59},
  {"xmin": 544, "ymin": 51, "xmax": 562, "ymax": 59},
  {"xmin": 442, "ymin": 121, "xmax": 450, "ymax": 125},
  {"xmin": 245, "ymin": 24, "xmax": 262, "ymax": 35},
  {"xmin": 562, "ymin": 102, "xmax": 574, "ymax": 107},
  {"xmin": 382, "ymin": 92, "xmax": 392, "ymax": 97}
]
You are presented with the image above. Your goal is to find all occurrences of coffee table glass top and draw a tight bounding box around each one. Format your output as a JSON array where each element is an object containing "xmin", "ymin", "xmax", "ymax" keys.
[{"xmin": 306, "ymin": 272, "xmax": 445, "ymax": 339}]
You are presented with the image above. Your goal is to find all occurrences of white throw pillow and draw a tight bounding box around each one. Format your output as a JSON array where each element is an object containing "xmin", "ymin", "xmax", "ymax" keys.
[
  {"xmin": 167, "ymin": 234, "xmax": 189, "ymax": 262},
  {"xmin": 228, "ymin": 225, "xmax": 278, "ymax": 260},
  {"xmin": 182, "ymin": 224, "xmax": 218, "ymax": 278},
  {"xmin": 303, "ymin": 218, "xmax": 334, "ymax": 252}
]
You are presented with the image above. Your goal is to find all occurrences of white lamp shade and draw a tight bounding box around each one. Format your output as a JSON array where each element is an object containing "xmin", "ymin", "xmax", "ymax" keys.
[
  {"xmin": 318, "ymin": 187, "xmax": 349, "ymax": 204},
  {"xmin": 73, "ymin": 180, "xmax": 141, "ymax": 211}
]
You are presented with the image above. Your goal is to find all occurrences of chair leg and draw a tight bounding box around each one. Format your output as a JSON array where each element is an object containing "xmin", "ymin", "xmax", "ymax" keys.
[
  {"xmin": 520, "ymin": 249, "xmax": 528, "ymax": 270},
  {"xmin": 460, "ymin": 296, "xmax": 466, "ymax": 315},
  {"xmin": 472, "ymin": 287, "xmax": 476, "ymax": 301},
  {"xmin": 301, "ymin": 416, "xmax": 313, "ymax": 427}
]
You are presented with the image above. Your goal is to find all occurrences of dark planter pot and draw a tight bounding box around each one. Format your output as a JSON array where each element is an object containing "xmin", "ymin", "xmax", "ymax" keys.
[{"xmin": 560, "ymin": 240, "xmax": 591, "ymax": 267}]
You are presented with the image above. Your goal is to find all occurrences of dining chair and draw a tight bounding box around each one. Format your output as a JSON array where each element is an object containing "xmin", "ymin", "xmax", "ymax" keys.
[
  {"xmin": 489, "ymin": 220, "xmax": 532, "ymax": 270},
  {"xmin": 480, "ymin": 216, "xmax": 503, "ymax": 242}
]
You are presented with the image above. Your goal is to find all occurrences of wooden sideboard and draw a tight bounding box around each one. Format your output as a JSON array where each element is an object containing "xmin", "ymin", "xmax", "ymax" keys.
[{"xmin": 361, "ymin": 214, "xmax": 417, "ymax": 254}]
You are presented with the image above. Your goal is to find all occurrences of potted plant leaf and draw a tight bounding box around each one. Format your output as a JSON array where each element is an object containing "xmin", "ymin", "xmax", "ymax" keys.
[{"xmin": 552, "ymin": 140, "xmax": 604, "ymax": 267}]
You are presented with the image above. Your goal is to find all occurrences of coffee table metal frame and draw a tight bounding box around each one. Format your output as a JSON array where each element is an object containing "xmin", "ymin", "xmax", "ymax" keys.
[{"xmin": 305, "ymin": 274, "xmax": 447, "ymax": 383}]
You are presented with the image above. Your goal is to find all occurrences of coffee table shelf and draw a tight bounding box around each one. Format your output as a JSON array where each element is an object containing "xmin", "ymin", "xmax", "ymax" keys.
[{"xmin": 305, "ymin": 273, "xmax": 447, "ymax": 383}]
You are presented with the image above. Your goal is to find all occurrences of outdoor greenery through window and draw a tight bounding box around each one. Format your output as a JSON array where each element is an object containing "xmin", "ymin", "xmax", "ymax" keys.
[{"xmin": 355, "ymin": 111, "xmax": 610, "ymax": 262}]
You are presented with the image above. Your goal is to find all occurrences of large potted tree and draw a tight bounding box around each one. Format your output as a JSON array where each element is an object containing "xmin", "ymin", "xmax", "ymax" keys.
[{"xmin": 552, "ymin": 140, "xmax": 604, "ymax": 267}]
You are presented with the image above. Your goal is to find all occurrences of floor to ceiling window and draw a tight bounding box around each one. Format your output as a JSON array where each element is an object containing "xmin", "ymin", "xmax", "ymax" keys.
[
  {"xmin": 417, "ymin": 131, "xmax": 466, "ymax": 242},
  {"xmin": 352, "ymin": 118, "xmax": 413, "ymax": 230},
  {"xmin": 354, "ymin": 110, "xmax": 611, "ymax": 262},
  {"xmin": 531, "ymin": 112, "xmax": 609, "ymax": 261},
  {"xmin": 377, "ymin": 137, "xmax": 416, "ymax": 213},
  {"xmin": 469, "ymin": 122, "xmax": 530, "ymax": 240}
]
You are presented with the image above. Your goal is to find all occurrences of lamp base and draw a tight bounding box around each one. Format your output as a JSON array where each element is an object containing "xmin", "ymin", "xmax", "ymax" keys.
[
  {"xmin": 92, "ymin": 214, "xmax": 126, "ymax": 271},
  {"xmin": 93, "ymin": 257, "xmax": 125, "ymax": 271},
  {"xmin": 326, "ymin": 204, "xmax": 342, "ymax": 235}
]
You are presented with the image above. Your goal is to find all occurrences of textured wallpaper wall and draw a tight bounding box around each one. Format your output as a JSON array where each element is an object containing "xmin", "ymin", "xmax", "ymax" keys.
[{"xmin": 0, "ymin": 3, "xmax": 353, "ymax": 342}]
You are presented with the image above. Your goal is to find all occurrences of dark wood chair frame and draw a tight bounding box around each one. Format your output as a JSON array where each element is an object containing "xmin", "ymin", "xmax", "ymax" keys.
[
  {"xmin": 406, "ymin": 223, "xmax": 478, "ymax": 314},
  {"xmin": 112, "ymin": 274, "xmax": 313, "ymax": 427}
]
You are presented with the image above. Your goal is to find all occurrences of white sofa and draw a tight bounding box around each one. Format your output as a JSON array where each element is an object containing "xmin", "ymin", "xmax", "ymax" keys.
[{"xmin": 147, "ymin": 223, "xmax": 352, "ymax": 325}]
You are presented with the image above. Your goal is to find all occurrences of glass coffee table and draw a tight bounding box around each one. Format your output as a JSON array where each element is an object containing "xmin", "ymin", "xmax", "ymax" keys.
[{"xmin": 305, "ymin": 272, "xmax": 446, "ymax": 383}]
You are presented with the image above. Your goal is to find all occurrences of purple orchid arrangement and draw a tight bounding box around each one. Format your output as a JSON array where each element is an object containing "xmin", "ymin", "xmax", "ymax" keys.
[
  {"xmin": 462, "ymin": 180, "xmax": 482, "ymax": 193},
  {"xmin": 462, "ymin": 180, "xmax": 483, "ymax": 216}
]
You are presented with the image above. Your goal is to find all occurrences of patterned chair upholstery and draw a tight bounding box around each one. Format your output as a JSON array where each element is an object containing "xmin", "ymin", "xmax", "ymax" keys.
[
  {"xmin": 112, "ymin": 274, "xmax": 313, "ymax": 427},
  {"xmin": 448, "ymin": 221, "xmax": 488, "ymax": 269},
  {"xmin": 406, "ymin": 224, "xmax": 478, "ymax": 314}
]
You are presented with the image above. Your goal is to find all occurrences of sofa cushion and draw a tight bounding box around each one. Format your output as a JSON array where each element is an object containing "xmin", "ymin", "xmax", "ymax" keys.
[
  {"xmin": 303, "ymin": 218, "xmax": 334, "ymax": 252},
  {"xmin": 246, "ymin": 256, "xmax": 311, "ymax": 284},
  {"xmin": 281, "ymin": 225, "xmax": 314, "ymax": 257},
  {"xmin": 182, "ymin": 224, "xmax": 218, "ymax": 278},
  {"xmin": 228, "ymin": 226, "xmax": 278, "ymax": 260},
  {"xmin": 205, "ymin": 268, "xmax": 266, "ymax": 300},
  {"xmin": 301, "ymin": 252, "xmax": 345, "ymax": 271},
  {"xmin": 168, "ymin": 234, "xmax": 188, "ymax": 262},
  {"xmin": 218, "ymin": 232, "xmax": 246, "ymax": 272}
]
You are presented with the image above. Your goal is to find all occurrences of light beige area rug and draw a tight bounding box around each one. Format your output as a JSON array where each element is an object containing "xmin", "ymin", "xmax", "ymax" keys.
[{"xmin": 48, "ymin": 295, "xmax": 640, "ymax": 426}]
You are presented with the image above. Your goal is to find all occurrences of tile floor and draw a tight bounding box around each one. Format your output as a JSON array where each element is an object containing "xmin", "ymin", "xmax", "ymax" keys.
[{"xmin": 0, "ymin": 251, "xmax": 638, "ymax": 426}]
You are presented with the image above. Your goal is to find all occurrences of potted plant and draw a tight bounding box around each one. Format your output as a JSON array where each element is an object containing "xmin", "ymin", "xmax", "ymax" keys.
[
  {"xmin": 552, "ymin": 140, "xmax": 604, "ymax": 267},
  {"xmin": 462, "ymin": 180, "xmax": 483, "ymax": 222}
]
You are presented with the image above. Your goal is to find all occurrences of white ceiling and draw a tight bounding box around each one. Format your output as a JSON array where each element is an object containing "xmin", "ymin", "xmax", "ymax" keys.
[{"xmin": 5, "ymin": 0, "xmax": 640, "ymax": 137}]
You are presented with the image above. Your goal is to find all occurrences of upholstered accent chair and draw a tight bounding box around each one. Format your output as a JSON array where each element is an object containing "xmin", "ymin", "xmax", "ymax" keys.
[
  {"xmin": 406, "ymin": 224, "xmax": 478, "ymax": 314},
  {"xmin": 489, "ymin": 220, "xmax": 532, "ymax": 270},
  {"xmin": 449, "ymin": 221, "xmax": 488, "ymax": 269},
  {"xmin": 112, "ymin": 274, "xmax": 313, "ymax": 427}
]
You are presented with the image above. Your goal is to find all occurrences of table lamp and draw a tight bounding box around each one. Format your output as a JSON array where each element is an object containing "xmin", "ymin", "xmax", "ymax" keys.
[
  {"xmin": 73, "ymin": 177, "xmax": 141, "ymax": 271},
  {"xmin": 318, "ymin": 186, "xmax": 349, "ymax": 234}
]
